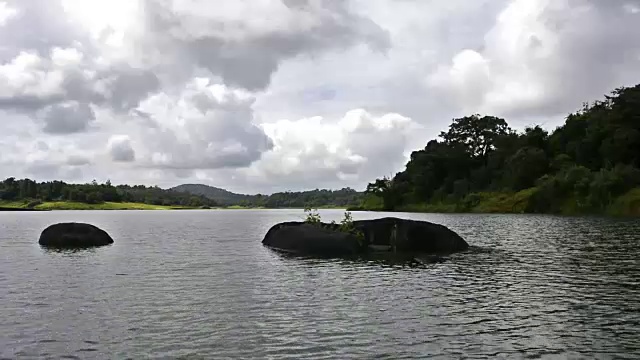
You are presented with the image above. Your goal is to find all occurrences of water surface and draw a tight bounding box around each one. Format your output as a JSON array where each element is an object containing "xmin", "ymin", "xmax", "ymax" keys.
[{"xmin": 1, "ymin": 209, "xmax": 639, "ymax": 358}]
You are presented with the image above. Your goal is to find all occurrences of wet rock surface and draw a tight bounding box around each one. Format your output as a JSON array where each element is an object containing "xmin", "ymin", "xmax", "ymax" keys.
[
  {"xmin": 262, "ymin": 217, "xmax": 468, "ymax": 257},
  {"xmin": 39, "ymin": 223, "xmax": 114, "ymax": 248}
]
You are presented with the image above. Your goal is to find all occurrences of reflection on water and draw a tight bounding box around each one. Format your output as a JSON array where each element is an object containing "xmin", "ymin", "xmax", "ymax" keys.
[
  {"xmin": 265, "ymin": 247, "xmax": 456, "ymax": 268},
  {"xmin": 1, "ymin": 210, "xmax": 639, "ymax": 358},
  {"xmin": 39, "ymin": 245, "xmax": 108, "ymax": 254}
]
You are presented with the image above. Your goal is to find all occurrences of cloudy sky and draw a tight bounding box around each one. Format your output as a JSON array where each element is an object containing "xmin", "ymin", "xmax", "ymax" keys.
[{"xmin": 1, "ymin": 0, "xmax": 639, "ymax": 194}]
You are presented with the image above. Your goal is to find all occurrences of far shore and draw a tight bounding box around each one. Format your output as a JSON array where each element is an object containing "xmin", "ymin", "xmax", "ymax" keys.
[
  {"xmin": 0, "ymin": 207, "xmax": 50, "ymax": 212},
  {"xmin": 0, "ymin": 201, "xmax": 349, "ymax": 211},
  {"xmin": 0, "ymin": 201, "xmax": 204, "ymax": 211}
]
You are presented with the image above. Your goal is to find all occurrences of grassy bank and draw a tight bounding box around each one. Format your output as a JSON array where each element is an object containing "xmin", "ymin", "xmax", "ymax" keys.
[
  {"xmin": 350, "ymin": 187, "xmax": 640, "ymax": 217},
  {"xmin": 0, "ymin": 200, "xmax": 346, "ymax": 211},
  {"xmin": 223, "ymin": 205, "xmax": 266, "ymax": 209},
  {"xmin": 606, "ymin": 188, "xmax": 640, "ymax": 216},
  {"xmin": 0, "ymin": 200, "xmax": 197, "ymax": 211},
  {"xmin": 224, "ymin": 205, "xmax": 347, "ymax": 210}
]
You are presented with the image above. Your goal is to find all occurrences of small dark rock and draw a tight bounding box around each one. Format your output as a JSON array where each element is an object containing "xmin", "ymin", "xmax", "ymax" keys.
[{"xmin": 39, "ymin": 222, "xmax": 114, "ymax": 248}]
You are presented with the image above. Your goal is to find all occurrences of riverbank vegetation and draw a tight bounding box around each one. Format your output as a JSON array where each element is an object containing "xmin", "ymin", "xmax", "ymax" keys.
[
  {"xmin": 0, "ymin": 200, "xmax": 192, "ymax": 211},
  {"xmin": 0, "ymin": 177, "xmax": 363, "ymax": 211},
  {"xmin": 0, "ymin": 178, "xmax": 363, "ymax": 211},
  {"xmin": 0, "ymin": 178, "xmax": 217, "ymax": 209},
  {"xmin": 356, "ymin": 84, "xmax": 640, "ymax": 216},
  {"xmin": 174, "ymin": 184, "xmax": 363, "ymax": 208}
]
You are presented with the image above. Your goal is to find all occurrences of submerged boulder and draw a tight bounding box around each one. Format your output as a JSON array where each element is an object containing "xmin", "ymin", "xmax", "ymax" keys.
[
  {"xmin": 39, "ymin": 222, "xmax": 114, "ymax": 248},
  {"xmin": 262, "ymin": 217, "xmax": 468, "ymax": 257}
]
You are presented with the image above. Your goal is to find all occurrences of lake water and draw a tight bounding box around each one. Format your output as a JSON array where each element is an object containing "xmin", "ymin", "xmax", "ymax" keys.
[{"xmin": 1, "ymin": 209, "xmax": 639, "ymax": 359}]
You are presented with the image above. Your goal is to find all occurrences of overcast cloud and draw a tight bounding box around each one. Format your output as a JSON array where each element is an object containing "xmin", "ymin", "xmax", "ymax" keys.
[{"xmin": 1, "ymin": 0, "xmax": 639, "ymax": 193}]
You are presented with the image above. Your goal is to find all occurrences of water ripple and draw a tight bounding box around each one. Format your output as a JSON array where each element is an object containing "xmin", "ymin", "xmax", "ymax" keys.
[{"xmin": 1, "ymin": 210, "xmax": 639, "ymax": 358}]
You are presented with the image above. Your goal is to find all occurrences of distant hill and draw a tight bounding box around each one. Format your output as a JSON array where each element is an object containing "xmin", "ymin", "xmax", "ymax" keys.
[
  {"xmin": 171, "ymin": 184, "xmax": 254, "ymax": 205},
  {"xmin": 172, "ymin": 184, "xmax": 365, "ymax": 208}
]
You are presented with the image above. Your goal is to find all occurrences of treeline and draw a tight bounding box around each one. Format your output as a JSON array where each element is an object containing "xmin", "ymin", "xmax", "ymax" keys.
[
  {"xmin": 241, "ymin": 188, "xmax": 363, "ymax": 208},
  {"xmin": 0, "ymin": 178, "xmax": 218, "ymax": 208},
  {"xmin": 362, "ymin": 84, "xmax": 640, "ymax": 215}
]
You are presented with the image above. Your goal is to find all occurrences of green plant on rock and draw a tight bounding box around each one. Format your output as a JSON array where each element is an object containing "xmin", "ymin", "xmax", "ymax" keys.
[
  {"xmin": 302, "ymin": 208, "xmax": 365, "ymax": 244},
  {"xmin": 338, "ymin": 211, "xmax": 355, "ymax": 232},
  {"xmin": 303, "ymin": 207, "xmax": 322, "ymax": 224},
  {"xmin": 338, "ymin": 211, "xmax": 365, "ymax": 244}
]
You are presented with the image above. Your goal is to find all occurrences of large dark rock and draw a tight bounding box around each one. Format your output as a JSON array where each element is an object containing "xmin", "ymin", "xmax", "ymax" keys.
[
  {"xmin": 352, "ymin": 217, "xmax": 468, "ymax": 254},
  {"xmin": 262, "ymin": 222, "xmax": 362, "ymax": 257},
  {"xmin": 262, "ymin": 217, "xmax": 468, "ymax": 257},
  {"xmin": 39, "ymin": 223, "xmax": 114, "ymax": 248}
]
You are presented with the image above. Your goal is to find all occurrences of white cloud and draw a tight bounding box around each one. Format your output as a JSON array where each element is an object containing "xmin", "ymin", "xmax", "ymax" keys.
[
  {"xmin": 239, "ymin": 109, "xmax": 417, "ymax": 192},
  {"xmin": 0, "ymin": 135, "xmax": 92, "ymax": 181},
  {"xmin": 0, "ymin": 0, "xmax": 639, "ymax": 193},
  {"xmin": 66, "ymin": 154, "xmax": 91, "ymax": 166},
  {"xmin": 132, "ymin": 78, "xmax": 273, "ymax": 170},
  {"xmin": 129, "ymin": 0, "xmax": 390, "ymax": 90},
  {"xmin": 0, "ymin": 2, "xmax": 17, "ymax": 26},
  {"xmin": 429, "ymin": 0, "xmax": 640, "ymax": 121},
  {"xmin": 40, "ymin": 101, "xmax": 96, "ymax": 134},
  {"xmin": 0, "ymin": 51, "xmax": 65, "ymax": 106},
  {"xmin": 107, "ymin": 135, "xmax": 135, "ymax": 162},
  {"xmin": 0, "ymin": 46, "xmax": 158, "ymax": 117}
]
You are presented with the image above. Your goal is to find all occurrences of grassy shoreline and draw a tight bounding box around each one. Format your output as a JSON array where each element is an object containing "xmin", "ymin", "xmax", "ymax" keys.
[
  {"xmin": 0, "ymin": 200, "xmax": 202, "ymax": 211},
  {"xmin": 0, "ymin": 201, "xmax": 349, "ymax": 211},
  {"xmin": 348, "ymin": 187, "xmax": 640, "ymax": 217},
  {"xmin": 4, "ymin": 192, "xmax": 638, "ymax": 216}
]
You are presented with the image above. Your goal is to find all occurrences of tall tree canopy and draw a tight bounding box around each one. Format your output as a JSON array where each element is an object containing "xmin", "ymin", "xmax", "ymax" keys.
[
  {"xmin": 365, "ymin": 84, "xmax": 640, "ymax": 214},
  {"xmin": 439, "ymin": 115, "xmax": 511, "ymax": 158}
]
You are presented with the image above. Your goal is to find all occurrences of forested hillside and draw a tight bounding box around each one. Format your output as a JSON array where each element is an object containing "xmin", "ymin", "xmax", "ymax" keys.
[
  {"xmin": 0, "ymin": 179, "xmax": 217, "ymax": 208},
  {"xmin": 253, "ymin": 188, "xmax": 363, "ymax": 208},
  {"xmin": 360, "ymin": 84, "xmax": 640, "ymax": 216},
  {"xmin": 174, "ymin": 184, "xmax": 364, "ymax": 208},
  {"xmin": 172, "ymin": 184, "xmax": 254, "ymax": 205}
]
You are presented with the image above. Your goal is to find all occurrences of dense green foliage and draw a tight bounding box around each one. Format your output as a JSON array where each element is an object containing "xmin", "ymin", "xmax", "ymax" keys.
[
  {"xmin": 172, "ymin": 184, "xmax": 255, "ymax": 205},
  {"xmin": 362, "ymin": 84, "xmax": 640, "ymax": 215},
  {"xmin": 252, "ymin": 188, "xmax": 363, "ymax": 208},
  {"xmin": 0, "ymin": 178, "xmax": 217, "ymax": 208},
  {"xmin": 176, "ymin": 184, "xmax": 364, "ymax": 208},
  {"xmin": 1, "ymin": 179, "xmax": 362, "ymax": 210}
]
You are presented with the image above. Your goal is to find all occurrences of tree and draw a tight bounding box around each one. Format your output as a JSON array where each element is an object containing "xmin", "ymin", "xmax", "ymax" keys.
[
  {"xmin": 360, "ymin": 83, "xmax": 640, "ymax": 214},
  {"xmin": 365, "ymin": 177, "xmax": 402, "ymax": 210},
  {"xmin": 86, "ymin": 192, "xmax": 102, "ymax": 204},
  {"xmin": 439, "ymin": 115, "xmax": 511, "ymax": 159},
  {"xmin": 506, "ymin": 147, "xmax": 549, "ymax": 190},
  {"xmin": 521, "ymin": 125, "xmax": 549, "ymax": 151},
  {"xmin": 0, "ymin": 178, "xmax": 218, "ymax": 207},
  {"xmin": 366, "ymin": 177, "xmax": 392, "ymax": 195}
]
